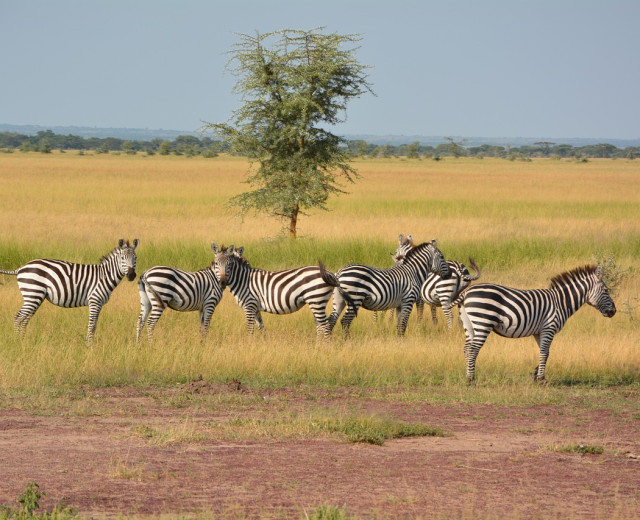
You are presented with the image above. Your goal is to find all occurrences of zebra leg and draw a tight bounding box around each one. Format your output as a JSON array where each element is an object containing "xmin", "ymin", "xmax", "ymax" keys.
[
  {"xmin": 328, "ymin": 288, "xmax": 346, "ymax": 332},
  {"xmin": 442, "ymin": 304, "xmax": 454, "ymax": 330},
  {"xmin": 86, "ymin": 302, "xmax": 104, "ymax": 345},
  {"xmin": 255, "ymin": 311, "xmax": 265, "ymax": 331},
  {"xmin": 430, "ymin": 305, "xmax": 438, "ymax": 325},
  {"xmin": 243, "ymin": 305, "xmax": 263, "ymax": 336},
  {"xmin": 416, "ymin": 300, "xmax": 425, "ymax": 322},
  {"xmin": 13, "ymin": 294, "xmax": 45, "ymax": 338},
  {"xmin": 459, "ymin": 306, "xmax": 488, "ymax": 384},
  {"xmin": 396, "ymin": 302, "xmax": 413, "ymax": 336},
  {"xmin": 309, "ymin": 304, "xmax": 331, "ymax": 339},
  {"xmin": 144, "ymin": 304, "xmax": 165, "ymax": 343},
  {"xmin": 136, "ymin": 289, "xmax": 152, "ymax": 342},
  {"xmin": 533, "ymin": 332, "xmax": 554, "ymax": 383},
  {"xmin": 200, "ymin": 303, "xmax": 216, "ymax": 340},
  {"xmin": 339, "ymin": 303, "xmax": 360, "ymax": 337}
]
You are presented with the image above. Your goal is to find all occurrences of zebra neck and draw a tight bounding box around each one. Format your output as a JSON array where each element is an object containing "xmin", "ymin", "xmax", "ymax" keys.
[
  {"xmin": 552, "ymin": 281, "xmax": 588, "ymax": 321},
  {"xmin": 99, "ymin": 260, "xmax": 124, "ymax": 288},
  {"xmin": 225, "ymin": 260, "xmax": 252, "ymax": 295}
]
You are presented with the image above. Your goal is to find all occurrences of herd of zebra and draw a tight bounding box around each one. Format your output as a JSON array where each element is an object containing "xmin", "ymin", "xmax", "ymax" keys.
[{"xmin": 0, "ymin": 234, "xmax": 616, "ymax": 383}]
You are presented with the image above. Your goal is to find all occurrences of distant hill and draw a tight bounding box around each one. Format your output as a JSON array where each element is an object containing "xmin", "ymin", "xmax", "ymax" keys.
[
  {"xmin": 0, "ymin": 124, "xmax": 200, "ymax": 141},
  {"xmin": 346, "ymin": 134, "xmax": 640, "ymax": 148},
  {"xmin": 1, "ymin": 124, "xmax": 638, "ymax": 148}
]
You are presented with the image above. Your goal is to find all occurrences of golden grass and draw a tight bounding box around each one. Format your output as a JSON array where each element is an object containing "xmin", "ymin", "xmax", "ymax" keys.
[{"xmin": 0, "ymin": 152, "xmax": 638, "ymax": 394}]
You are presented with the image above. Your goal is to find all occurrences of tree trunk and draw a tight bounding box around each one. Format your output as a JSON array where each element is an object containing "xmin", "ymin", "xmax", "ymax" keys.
[{"xmin": 288, "ymin": 204, "xmax": 299, "ymax": 238}]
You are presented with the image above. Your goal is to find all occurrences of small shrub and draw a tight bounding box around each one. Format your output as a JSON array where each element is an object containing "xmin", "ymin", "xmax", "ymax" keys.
[
  {"xmin": 305, "ymin": 504, "xmax": 357, "ymax": 520},
  {"xmin": 0, "ymin": 482, "xmax": 78, "ymax": 520},
  {"xmin": 555, "ymin": 444, "xmax": 604, "ymax": 455}
]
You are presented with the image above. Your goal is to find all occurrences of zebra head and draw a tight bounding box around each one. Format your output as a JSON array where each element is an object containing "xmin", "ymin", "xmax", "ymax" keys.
[
  {"xmin": 428, "ymin": 240, "xmax": 451, "ymax": 279},
  {"xmin": 587, "ymin": 266, "xmax": 616, "ymax": 318},
  {"xmin": 212, "ymin": 243, "xmax": 237, "ymax": 290},
  {"xmin": 391, "ymin": 234, "xmax": 415, "ymax": 264},
  {"xmin": 116, "ymin": 238, "xmax": 139, "ymax": 281}
]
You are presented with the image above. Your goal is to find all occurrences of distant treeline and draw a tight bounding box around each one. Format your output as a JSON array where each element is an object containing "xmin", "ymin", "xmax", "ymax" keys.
[{"xmin": 1, "ymin": 130, "xmax": 638, "ymax": 160}]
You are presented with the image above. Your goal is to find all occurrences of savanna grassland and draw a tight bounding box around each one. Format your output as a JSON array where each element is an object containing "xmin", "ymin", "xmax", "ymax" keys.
[{"xmin": 0, "ymin": 152, "xmax": 639, "ymax": 519}]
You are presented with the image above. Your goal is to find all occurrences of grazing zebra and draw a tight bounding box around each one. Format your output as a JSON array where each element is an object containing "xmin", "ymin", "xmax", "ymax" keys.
[
  {"xmin": 0, "ymin": 239, "xmax": 139, "ymax": 344},
  {"xmin": 212, "ymin": 244, "xmax": 353, "ymax": 337},
  {"xmin": 324, "ymin": 240, "xmax": 451, "ymax": 337},
  {"xmin": 136, "ymin": 242, "xmax": 233, "ymax": 343},
  {"xmin": 452, "ymin": 265, "xmax": 616, "ymax": 384}
]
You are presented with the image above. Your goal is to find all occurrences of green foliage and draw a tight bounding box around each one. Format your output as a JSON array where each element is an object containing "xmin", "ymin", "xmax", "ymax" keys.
[
  {"xmin": 591, "ymin": 249, "xmax": 630, "ymax": 296},
  {"xmin": 326, "ymin": 415, "xmax": 448, "ymax": 445},
  {"xmin": 555, "ymin": 444, "xmax": 604, "ymax": 455},
  {"xmin": 204, "ymin": 28, "xmax": 373, "ymax": 237},
  {"xmin": 0, "ymin": 482, "xmax": 78, "ymax": 520},
  {"xmin": 305, "ymin": 505, "xmax": 357, "ymax": 520}
]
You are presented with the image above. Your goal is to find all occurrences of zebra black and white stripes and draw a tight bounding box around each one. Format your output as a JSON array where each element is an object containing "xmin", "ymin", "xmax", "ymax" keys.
[
  {"xmin": 212, "ymin": 244, "xmax": 348, "ymax": 337},
  {"xmin": 417, "ymin": 259, "xmax": 481, "ymax": 328},
  {"xmin": 390, "ymin": 235, "xmax": 481, "ymax": 328},
  {"xmin": 454, "ymin": 265, "xmax": 616, "ymax": 384},
  {"xmin": 136, "ymin": 243, "xmax": 227, "ymax": 342},
  {"xmin": 326, "ymin": 240, "xmax": 451, "ymax": 336},
  {"xmin": 0, "ymin": 239, "xmax": 139, "ymax": 344}
]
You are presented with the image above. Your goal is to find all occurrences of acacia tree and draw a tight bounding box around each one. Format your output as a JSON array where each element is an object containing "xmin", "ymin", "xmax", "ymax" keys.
[{"xmin": 204, "ymin": 28, "xmax": 372, "ymax": 238}]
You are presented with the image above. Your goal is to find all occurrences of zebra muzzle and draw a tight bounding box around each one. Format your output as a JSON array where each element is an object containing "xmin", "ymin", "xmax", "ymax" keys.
[{"xmin": 127, "ymin": 269, "xmax": 137, "ymax": 281}]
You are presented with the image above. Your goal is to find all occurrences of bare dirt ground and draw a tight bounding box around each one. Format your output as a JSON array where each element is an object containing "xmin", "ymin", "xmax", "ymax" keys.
[{"xmin": 1, "ymin": 382, "xmax": 639, "ymax": 519}]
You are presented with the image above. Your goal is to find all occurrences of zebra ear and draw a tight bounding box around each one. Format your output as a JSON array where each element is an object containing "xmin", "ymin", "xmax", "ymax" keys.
[
  {"xmin": 228, "ymin": 244, "xmax": 236, "ymax": 255},
  {"xmin": 430, "ymin": 239, "xmax": 438, "ymax": 248},
  {"xmin": 595, "ymin": 266, "xmax": 604, "ymax": 280},
  {"xmin": 398, "ymin": 234, "xmax": 405, "ymax": 245},
  {"xmin": 118, "ymin": 239, "xmax": 125, "ymax": 248},
  {"xmin": 132, "ymin": 238, "xmax": 139, "ymax": 250},
  {"xmin": 236, "ymin": 246, "xmax": 244, "ymax": 257},
  {"xmin": 211, "ymin": 242, "xmax": 219, "ymax": 253}
]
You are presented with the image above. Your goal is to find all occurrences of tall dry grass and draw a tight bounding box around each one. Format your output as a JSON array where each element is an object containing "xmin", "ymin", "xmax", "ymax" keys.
[{"xmin": 0, "ymin": 152, "xmax": 638, "ymax": 395}]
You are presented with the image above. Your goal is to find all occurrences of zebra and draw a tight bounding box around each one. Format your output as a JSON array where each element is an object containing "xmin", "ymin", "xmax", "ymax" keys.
[
  {"xmin": 0, "ymin": 239, "xmax": 139, "ymax": 344},
  {"xmin": 417, "ymin": 258, "xmax": 481, "ymax": 328},
  {"xmin": 452, "ymin": 265, "xmax": 616, "ymax": 384},
  {"xmin": 136, "ymin": 242, "xmax": 234, "ymax": 343},
  {"xmin": 383, "ymin": 234, "xmax": 481, "ymax": 329},
  {"xmin": 211, "ymin": 244, "xmax": 354, "ymax": 338},
  {"xmin": 323, "ymin": 239, "xmax": 451, "ymax": 337}
]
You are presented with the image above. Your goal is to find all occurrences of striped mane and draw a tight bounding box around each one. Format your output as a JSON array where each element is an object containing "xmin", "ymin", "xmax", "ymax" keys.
[
  {"xmin": 549, "ymin": 265, "xmax": 598, "ymax": 289},
  {"xmin": 100, "ymin": 247, "xmax": 120, "ymax": 265},
  {"xmin": 403, "ymin": 240, "xmax": 435, "ymax": 262}
]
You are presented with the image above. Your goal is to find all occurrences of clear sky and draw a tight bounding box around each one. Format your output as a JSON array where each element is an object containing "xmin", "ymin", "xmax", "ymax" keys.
[{"xmin": 1, "ymin": 0, "xmax": 638, "ymax": 139}]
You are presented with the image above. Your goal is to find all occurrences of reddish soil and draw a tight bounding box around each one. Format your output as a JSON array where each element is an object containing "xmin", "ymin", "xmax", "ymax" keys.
[{"xmin": 0, "ymin": 382, "xmax": 639, "ymax": 519}]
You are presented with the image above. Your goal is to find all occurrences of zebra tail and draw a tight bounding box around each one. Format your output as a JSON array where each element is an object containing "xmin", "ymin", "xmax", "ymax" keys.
[
  {"xmin": 0, "ymin": 268, "xmax": 19, "ymax": 276},
  {"xmin": 468, "ymin": 258, "xmax": 481, "ymax": 281},
  {"xmin": 449, "ymin": 285, "xmax": 472, "ymax": 308},
  {"xmin": 140, "ymin": 272, "xmax": 167, "ymax": 309},
  {"xmin": 318, "ymin": 260, "xmax": 358, "ymax": 317}
]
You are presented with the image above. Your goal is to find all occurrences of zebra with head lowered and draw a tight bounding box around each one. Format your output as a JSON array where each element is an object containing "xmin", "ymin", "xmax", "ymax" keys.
[
  {"xmin": 0, "ymin": 239, "xmax": 139, "ymax": 345},
  {"xmin": 136, "ymin": 242, "xmax": 235, "ymax": 343},
  {"xmin": 322, "ymin": 239, "xmax": 451, "ymax": 337},
  {"xmin": 212, "ymin": 244, "xmax": 354, "ymax": 338},
  {"xmin": 391, "ymin": 234, "xmax": 481, "ymax": 329},
  {"xmin": 452, "ymin": 265, "xmax": 616, "ymax": 384}
]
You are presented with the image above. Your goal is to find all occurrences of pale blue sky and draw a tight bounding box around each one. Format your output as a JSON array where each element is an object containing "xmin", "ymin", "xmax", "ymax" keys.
[{"xmin": 1, "ymin": 0, "xmax": 638, "ymax": 139}]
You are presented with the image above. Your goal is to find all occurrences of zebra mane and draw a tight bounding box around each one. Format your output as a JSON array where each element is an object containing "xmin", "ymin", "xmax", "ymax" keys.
[
  {"xmin": 99, "ymin": 247, "xmax": 120, "ymax": 265},
  {"xmin": 402, "ymin": 240, "xmax": 435, "ymax": 262},
  {"xmin": 549, "ymin": 265, "xmax": 599, "ymax": 289}
]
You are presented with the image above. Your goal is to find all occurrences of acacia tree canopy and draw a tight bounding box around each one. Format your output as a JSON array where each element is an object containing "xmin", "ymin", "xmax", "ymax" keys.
[{"xmin": 203, "ymin": 28, "xmax": 373, "ymax": 238}]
